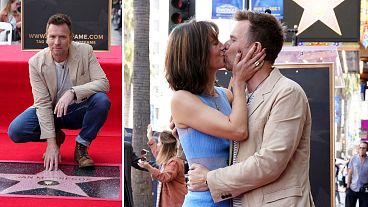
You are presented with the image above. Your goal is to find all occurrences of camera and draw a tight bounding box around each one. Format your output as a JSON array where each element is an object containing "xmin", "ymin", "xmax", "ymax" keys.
[{"xmin": 140, "ymin": 149, "xmax": 149, "ymax": 161}]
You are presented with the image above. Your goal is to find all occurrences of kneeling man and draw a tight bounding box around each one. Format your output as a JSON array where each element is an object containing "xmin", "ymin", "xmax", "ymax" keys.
[{"xmin": 8, "ymin": 13, "xmax": 110, "ymax": 171}]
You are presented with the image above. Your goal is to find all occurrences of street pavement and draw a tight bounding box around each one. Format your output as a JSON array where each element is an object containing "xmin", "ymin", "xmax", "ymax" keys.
[
  {"xmin": 336, "ymin": 190, "xmax": 361, "ymax": 207},
  {"xmin": 111, "ymin": 19, "xmax": 122, "ymax": 45},
  {"xmin": 111, "ymin": 24, "xmax": 122, "ymax": 45},
  {"xmin": 337, "ymin": 190, "xmax": 345, "ymax": 206}
]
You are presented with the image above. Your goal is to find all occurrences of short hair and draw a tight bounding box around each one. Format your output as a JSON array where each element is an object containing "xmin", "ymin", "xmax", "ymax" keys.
[
  {"xmin": 234, "ymin": 10, "xmax": 286, "ymax": 64},
  {"xmin": 360, "ymin": 141, "xmax": 368, "ymax": 148},
  {"xmin": 46, "ymin": 13, "xmax": 72, "ymax": 34},
  {"xmin": 165, "ymin": 20, "xmax": 219, "ymax": 94},
  {"xmin": 156, "ymin": 130, "xmax": 178, "ymax": 165}
]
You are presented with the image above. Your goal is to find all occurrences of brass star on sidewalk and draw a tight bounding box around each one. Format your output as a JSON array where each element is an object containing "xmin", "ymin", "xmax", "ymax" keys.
[
  {"xmin": 292, "ymin": 0, "xmax": 344, "ymax": 35},
  {"xmin": 0, "ymin": 169, "xmax": 118, "ymax": 197}
]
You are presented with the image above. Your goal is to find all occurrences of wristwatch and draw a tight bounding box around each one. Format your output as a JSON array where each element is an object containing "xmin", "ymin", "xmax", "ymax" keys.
[{"xmin": 69, "ymin": 88, "xmax": 76, "ymax": 100}]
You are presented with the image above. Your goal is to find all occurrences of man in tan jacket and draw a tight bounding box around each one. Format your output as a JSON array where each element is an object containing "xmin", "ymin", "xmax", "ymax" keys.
[
  {"xmin": 8, "ymin": 14, "xmax": 110, "ymax": 171},
  {"xmin": 188, "ymin": 10, "xmax": 315, "ymax": 206}
]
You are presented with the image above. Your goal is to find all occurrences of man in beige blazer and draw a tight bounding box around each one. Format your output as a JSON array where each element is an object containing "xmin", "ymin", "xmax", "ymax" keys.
[
  {"xmin": 8, "ymin": 14, "xmax": 110, "ymax": 171},
  {"xmin": 188, "ymin": 10, "xmax": 315, "ymax": 206}
]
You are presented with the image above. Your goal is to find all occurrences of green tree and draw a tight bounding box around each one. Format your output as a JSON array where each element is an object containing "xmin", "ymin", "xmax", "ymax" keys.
[{"xmin": 131, "ymin": 0, "xmax": 153, "ymax": 206}]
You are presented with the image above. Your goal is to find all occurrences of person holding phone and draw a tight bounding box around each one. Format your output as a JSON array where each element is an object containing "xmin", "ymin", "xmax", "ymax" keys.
[
  {"xmin": 138, "ymin": 125, "xmax": 187, "ymax": 207},
  {"xmin": 124, "ymin": 141, "xmax": 147, "ymax": 207}
]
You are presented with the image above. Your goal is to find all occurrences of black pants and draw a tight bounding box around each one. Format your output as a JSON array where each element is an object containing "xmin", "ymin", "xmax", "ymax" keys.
[
  {"xmin": 345, "ymin": 188, "xmax": 368, "ymax": 207},
  {"xmin": 335, "ymin": 182, "xmax": 341, "ymax": 203}
]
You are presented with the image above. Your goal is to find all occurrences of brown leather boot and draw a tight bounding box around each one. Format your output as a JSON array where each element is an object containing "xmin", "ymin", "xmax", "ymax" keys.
[
  {"xmin": 74, "ymin": 142, "xmax": 95, "ymax": 168},
  {"xmin": 42, "ymin": 130, "xmax": 66, "ymax": 160}
]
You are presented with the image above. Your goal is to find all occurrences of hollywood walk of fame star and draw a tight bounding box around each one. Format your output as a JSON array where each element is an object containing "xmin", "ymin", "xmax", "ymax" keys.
[
  {"xmin": 0, "ymin": 169, "xmax": 119, "ymax": 197},
  {"xmin": 292, "ymin": 0, "xmax": 344, "ymax": 36}
]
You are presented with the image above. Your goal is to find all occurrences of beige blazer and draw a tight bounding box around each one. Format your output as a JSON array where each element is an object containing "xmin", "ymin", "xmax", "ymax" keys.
[
  {"xmin": 28, "ymin": 41, "xmax": 109, "ymax": 139},
  {"xmin": 207, "ymin": 68, "xmax": 315, "ymax": 207}
]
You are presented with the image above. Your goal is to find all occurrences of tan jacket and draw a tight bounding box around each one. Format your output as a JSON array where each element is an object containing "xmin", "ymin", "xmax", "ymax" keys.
[
  {"xmin": 28, "ymin": 41, "xmax": 109, "ymax": 139},
  {"xmin": 207, "ymin": 68, "xmax": 315, "ymax": 207},
  {"xmin": 151, "ymin": 157, "xmax": 187, "ymax": 207}
]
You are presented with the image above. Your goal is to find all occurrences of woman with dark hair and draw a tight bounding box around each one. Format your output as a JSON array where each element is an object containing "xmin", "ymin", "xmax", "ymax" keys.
[{"xmin": 165, "ymin": 20, "xmax": 265, "ymax": 207}]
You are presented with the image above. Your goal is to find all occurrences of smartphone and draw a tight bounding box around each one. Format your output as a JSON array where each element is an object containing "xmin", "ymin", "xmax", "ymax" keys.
[{"xmin": 140, "ymin": 149, "xmax": 149, "ymax": 161}]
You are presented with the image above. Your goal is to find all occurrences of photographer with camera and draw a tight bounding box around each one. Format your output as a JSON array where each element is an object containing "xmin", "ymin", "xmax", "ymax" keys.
[{"xmin": 346, "ymin": 141, "xmax": 368, "ymax": 207}]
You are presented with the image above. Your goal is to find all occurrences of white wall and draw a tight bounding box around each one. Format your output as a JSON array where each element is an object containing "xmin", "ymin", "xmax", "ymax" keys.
[
  {"xmin": 148, "ymin": 0, "xmax": 241, "ymax": 131},
  {"xmin": 1, "ymin": 0, "xmax": 8, "ymax": 10},
  {"xmin": 195, "ymin": 0, "xmax": 237, "ymax": 43}
]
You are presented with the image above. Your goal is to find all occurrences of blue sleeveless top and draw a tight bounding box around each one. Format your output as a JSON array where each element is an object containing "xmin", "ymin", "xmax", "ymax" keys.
[{"xmin": 177, "ymin": 86, "xmax": 231, "ymax": 207}]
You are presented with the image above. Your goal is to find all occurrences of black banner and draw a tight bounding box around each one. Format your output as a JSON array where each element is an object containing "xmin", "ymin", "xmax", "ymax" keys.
[
  {"xmin": 22, "ymin": 0, "xmax": 111, "ymax": 51},
  {"xmin": 283, "ymin": 0, "xmax": 360, "ymax": 42},
  {"xmin": 216, "ymin": 64, "xmax": 335, "ymax": 207}
]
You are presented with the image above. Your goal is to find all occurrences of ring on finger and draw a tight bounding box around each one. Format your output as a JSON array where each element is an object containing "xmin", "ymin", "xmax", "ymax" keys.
[{"xmin": 254, "ymin": 60, "xmax": 260, "ymax": 67}]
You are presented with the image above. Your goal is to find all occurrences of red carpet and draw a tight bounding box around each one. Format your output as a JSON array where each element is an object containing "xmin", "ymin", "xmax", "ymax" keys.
[
  {"xmin": 0, "ymin": 135, "xmax": 121, "ymax": 165},
  {"xmin": 0, "ymin": 45, "xmax": 122, "ymax": 137},
  {"xmin": 0, "ymin": 197, "xmax": 120, "ymax": 207},
  {"xmin": 0, "ymin": 45, "xmax": 122, "ymax": 207}
]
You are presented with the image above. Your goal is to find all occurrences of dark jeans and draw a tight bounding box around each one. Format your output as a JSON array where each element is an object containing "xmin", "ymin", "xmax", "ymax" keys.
[
  {"xmin": 345, "ymin": 188, "xmax": 368, "ymax": 207},
  {"xmin": 8, "ymin": 93, "xmax": 110, "ymax": 146}
]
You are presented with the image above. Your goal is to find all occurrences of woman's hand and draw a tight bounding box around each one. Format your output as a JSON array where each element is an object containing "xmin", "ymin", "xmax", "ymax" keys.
[
  {"xmin": 169, "ymin": 116, "xmax": 179, "ymax": 139},
  {"xmin": 147, "ymin": 124, "xmax": 153, "ymax": 140},
  {"xmin": 232, "ymin": 44, "xmax": 266, "ymax": 83},
  {"xmin": 138, "ymin": 159, "xmax": 151, "ymax": 170},
  {"xmin": 16, "ymin": 21, "xmax": 21, "ymax": 29}
]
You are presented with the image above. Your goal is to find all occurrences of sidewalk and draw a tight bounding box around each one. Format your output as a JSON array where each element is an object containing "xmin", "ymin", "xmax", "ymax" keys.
[
  {"xmin": 336, "ymin": 190, "xmax": 360, "ymax": 207},
  {"xmin": 111, "ymin": 19, "xmax": 122, "ymax": 45},
  {"xmin": 111, "ymin": 26, "xmax": 122, "ymax": 45},
  {"xmin": 337, "ymin": 190, "xmax": 345, "ymax": 206}
]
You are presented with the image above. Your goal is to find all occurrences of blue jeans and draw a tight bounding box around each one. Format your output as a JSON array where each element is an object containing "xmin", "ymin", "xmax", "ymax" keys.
[{"xmin": 8, "ymin": 93, "xmax": 110, "ymax": 146}]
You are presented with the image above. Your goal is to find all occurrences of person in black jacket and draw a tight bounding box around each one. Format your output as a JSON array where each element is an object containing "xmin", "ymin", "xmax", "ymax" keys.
[
  {"xmin": 124, "ymin": 141, "xmax": 144, "ymax": 207},
  {"xmin": 124, "ymin": 141, "xmax": 158, "ymax": 207}
]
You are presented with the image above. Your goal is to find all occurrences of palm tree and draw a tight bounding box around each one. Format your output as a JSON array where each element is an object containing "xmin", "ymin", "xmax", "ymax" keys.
[
  {"xmin": 131, "ymin": 0, "xmax": 153, "ymax": 206},
  {"xmin": 124, "ymin": 0, "xmax": 133, "ymax": 128}
]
